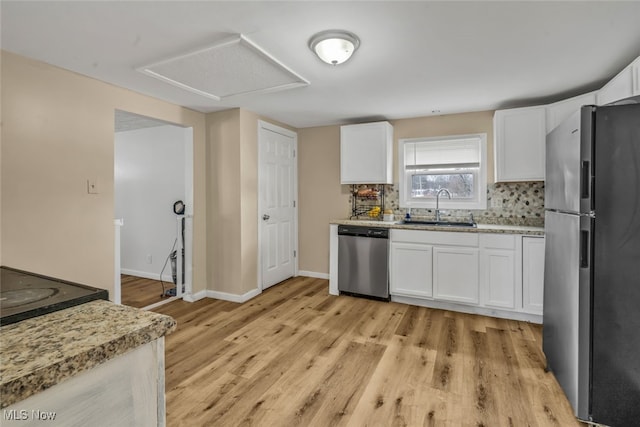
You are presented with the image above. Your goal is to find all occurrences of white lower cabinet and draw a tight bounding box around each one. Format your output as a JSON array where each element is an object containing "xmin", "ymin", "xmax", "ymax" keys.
[
  {"xmin": 388, "ymin": 229, "xmax": 543, "ymax": 323},
  {"xmin": 389, "ymin": 229, "xmax": 480, "ymax": 305},
  {"xmin": 389, "ymin": 242, "xmax": 433, "ymax": 298},
  {"xmin": 3, "ymin": 340, "xmax": 165, "ymax": 427},
  {"xmin": 433, "ymin": 246, "xmax": 479, "ymax": 304},
  {"xmin": 481, "ymin": 249, "xmax": 515, "ymax": 309},
  {"xmin": 522, "ymin": 236, "xmax": 545, "ymax": 315},
  {"xmin": 480, "ymin": 234, "xmax": 516, "ymax": 309}
]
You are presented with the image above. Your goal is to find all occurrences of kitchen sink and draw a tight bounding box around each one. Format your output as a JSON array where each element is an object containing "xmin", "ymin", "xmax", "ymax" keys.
[{"xmin": 400, "ymin": 220, "xmax": 477, "ymax": 228}]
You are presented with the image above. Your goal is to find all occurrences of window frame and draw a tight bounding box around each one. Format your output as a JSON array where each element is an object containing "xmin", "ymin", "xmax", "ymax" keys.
[{"xmin": 398, "ymin": 133, "xmax": 488, "ymax": 210}]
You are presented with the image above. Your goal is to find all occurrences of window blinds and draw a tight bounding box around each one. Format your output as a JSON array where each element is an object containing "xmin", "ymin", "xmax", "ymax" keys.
[{"xmin": 404, "ymin": 137, "xmax": 481, "ymax": 169}]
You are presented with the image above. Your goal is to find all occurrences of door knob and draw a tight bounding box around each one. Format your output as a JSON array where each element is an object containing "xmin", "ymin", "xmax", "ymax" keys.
[{"xmin": 262, "ymin": 214, "xmax": 270, "ymax": 221}]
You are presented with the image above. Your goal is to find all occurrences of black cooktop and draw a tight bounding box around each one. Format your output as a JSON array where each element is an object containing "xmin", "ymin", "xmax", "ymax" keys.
[{"xmin": 0, "ymin": 266, "xmax": 109, "ymax": 326}]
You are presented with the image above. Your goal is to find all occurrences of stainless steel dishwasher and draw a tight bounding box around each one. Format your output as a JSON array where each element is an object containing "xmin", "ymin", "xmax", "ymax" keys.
[{"xmin": 337, "ymin": 225, "xmax": 389, "ymax": 300}]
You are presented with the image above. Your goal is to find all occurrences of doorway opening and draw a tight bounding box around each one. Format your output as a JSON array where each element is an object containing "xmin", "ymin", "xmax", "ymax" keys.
[{"xmin": 114, "ymin": 110, "xmax": 194, "ymax": 310}]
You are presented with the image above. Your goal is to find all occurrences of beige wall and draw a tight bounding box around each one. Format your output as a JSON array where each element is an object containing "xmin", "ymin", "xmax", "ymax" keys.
[
  {"xmin": 1, "ymin": 51, "xmax": 207, "ymax": 298},
  {"xmin": 1, "ymin": 50, "xmax": 299, "ymax": 301},
  {"xmin": 297, "ymin": 111, "xmax": 494, "ymax": 275},
  {"xmin": 206, "ymin": 109, "xmax": 242, "ymax": 294},
  {"xmin": 239, "ymin": 110, "xmax": 259, "ymax": 295},
  {"xmin": 205, "ymin": 108, "xmax": 262, "ymax": 295},
  {"xmin": 1, "ymin": 50, "xmax": 496, "ymax": 297},
  {"xmin": 206, "ymin": 108, "xmax": 294, "ymax": 295},
  {"xmin": 298, "ymin": 125, "xmax": 350, "ymax": 274}
]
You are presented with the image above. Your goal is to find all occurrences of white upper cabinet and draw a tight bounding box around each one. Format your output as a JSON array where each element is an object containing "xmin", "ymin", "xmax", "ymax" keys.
[
  {"xmin": 492, "ymin": 56, "xmax": 640, "ymax": 184},
  {"xmin": 597, "ymin": 64, "xmax": 634, "ymax": 105},
  {"xmin": 340, "ymin": 121, "xmax": 393, "ymax": 184},
  {"xmin": 494, "ymin": 106, "xmax": 546, "ymax": 182},
  {"xmin": 546, "ymin": 91, "xmax": 597, "ymax": 134},
  {"xmin": 596, "ymin": 56, "xmax": 640, "ymax": 105},
  {"xmin": 633, "ymin": 57, "xmax": 640, "ymax": 96}
]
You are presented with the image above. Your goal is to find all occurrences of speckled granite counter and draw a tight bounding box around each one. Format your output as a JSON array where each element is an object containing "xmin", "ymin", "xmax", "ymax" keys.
[
  {"xmin": 0, "ymin": 300, "xmax": 176, "ymax": 408},
  {"xmin": 331, "ymin": 219, "xmax": 544, "ymax": 236}
]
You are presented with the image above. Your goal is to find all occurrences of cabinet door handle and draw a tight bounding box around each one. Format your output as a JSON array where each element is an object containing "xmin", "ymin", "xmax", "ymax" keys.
[{"xmin": 262, "ymin": 214, "xmax": 270, "ymax": 221}]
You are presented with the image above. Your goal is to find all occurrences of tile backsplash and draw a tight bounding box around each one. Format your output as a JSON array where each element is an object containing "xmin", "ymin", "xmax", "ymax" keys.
[{"xmin": 347, "ymin": 181, "xmax": 545, "ymax": 227}]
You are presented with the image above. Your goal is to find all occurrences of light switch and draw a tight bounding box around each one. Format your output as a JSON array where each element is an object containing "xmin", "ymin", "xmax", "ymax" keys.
[{"xmin": 87, "ymin": 178, "xmax": 99, "ymax": 194}]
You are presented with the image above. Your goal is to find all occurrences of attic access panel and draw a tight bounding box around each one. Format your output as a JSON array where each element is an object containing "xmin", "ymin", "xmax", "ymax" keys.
[{"xmin": 138, "ymin": 34, "xmax": 309, "ymax": 100}]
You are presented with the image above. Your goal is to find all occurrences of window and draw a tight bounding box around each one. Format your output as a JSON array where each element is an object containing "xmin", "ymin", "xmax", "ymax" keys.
[{"xmin": 398, "ymin": 134, "xmax": 487, "ymax": 210}]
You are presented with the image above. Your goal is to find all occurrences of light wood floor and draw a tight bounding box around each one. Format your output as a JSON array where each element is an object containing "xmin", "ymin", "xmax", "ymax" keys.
[
  {"xmin": 154, "ymin": 276, "xmax": 584, "ymax": 427},
  {"xmin": 121, "ymin": 275, "xmax": 175, "ymax": 308}
]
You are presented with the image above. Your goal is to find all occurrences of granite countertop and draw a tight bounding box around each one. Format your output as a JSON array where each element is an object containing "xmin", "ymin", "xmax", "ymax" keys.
[
  {"xmin": 0, "ymin": 300, "xmax": 176, "ymax": 408},
  {"xmin": 331, "ymin": 218, "xmax": 545, "ymax": 236}
]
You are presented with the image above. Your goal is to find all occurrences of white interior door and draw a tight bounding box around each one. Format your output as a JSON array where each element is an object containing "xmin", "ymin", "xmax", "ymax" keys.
[{"xmin": 258, "ymin": 121, "xmax": 297, "ymax": 290}]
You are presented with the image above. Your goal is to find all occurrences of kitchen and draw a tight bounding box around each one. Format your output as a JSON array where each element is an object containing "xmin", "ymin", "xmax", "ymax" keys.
[{"xmin": 2, "ymin": 1, "xmax": 640, "ymax": 426}]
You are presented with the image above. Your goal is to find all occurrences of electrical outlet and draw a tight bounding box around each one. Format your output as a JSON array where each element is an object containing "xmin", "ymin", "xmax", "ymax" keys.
[
  {"xmin": 491, "ymin": 198, "xmax": 503, "ymax": 208},
  {"xmin": 87, "ymin": 178, "xmax": 99, "ymax": 194},
  {"xmin": 146, "ymin": 254, "xmax": 153, "ymax": 264}
]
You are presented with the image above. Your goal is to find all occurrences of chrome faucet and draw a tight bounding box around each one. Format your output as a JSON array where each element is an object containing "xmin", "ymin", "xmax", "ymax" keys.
[{"xmin": 435, "ymin": 188, "xmax": 452, "ymax": 221}]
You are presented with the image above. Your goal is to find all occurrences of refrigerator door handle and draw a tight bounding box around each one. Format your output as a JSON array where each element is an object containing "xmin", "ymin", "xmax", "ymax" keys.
[
  {"xmin": 580, "ymin": 229, "xmax": 590, "ymax": 268},
  {"xmin": 581, "ymin": 161, "xmax": 590, "ymax": 199}
]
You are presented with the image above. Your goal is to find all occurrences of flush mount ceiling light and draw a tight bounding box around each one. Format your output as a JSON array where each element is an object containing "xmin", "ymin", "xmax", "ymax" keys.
[{"xmin": 309, "ymin": 30, "xmax": 360, "ymax": 65}]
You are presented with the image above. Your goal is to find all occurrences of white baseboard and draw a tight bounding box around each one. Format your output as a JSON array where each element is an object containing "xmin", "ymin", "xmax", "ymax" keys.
[
  {"xmin": 183, "ymin": 290, "xmax": 207, "ymax": 303},
  {"xmin": 298, "ymin": 270, "xmax": 330, "ymax": 280},
  {"xmin": 180, "ymin": 288, "xmax": 261, "ymax": 304},
  {"xmin": 142, "ymin": 296, "xmax": 180, "ymax": 310},
  {"xmin": 121, "ymin": 268, "xmax": 173, "ymax": 283},
  {"xmin": 206, "ymin": 287, "xmax": 262, "ymax": 303},
  {"xmin": 391, "ymin": 295, "xmax": 543, "ymax": 324}
]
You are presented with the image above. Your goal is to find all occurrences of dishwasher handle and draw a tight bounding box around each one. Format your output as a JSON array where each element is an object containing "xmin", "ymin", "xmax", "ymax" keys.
[
  {"xmin": 338, "ymin": 226, "xmax": 389, "ymax": 239},
  {"xmin": 368, "ymin": 229, "xmax": 388, "ymax": 238}
]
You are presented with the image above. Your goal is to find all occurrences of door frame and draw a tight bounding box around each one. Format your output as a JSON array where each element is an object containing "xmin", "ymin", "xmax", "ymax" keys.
[
  {"xmin": 113, "ymin": 113, "xmax": 194, "ymax": 306},
  {"xmin": 257, "ymin": 120, "xmax": 299, "ymax": 291}
]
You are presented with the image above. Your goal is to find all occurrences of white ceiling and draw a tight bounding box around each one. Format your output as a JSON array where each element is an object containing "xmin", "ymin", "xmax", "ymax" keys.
[{"xmin": 2, "ymin": 1, "xmax": 640, "ymax": 129}]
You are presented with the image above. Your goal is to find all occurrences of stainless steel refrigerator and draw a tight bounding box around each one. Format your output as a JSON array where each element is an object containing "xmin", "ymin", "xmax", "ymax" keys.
[{"xmin": 543, "ymin": 97, "xmax": 640, "ymax": 426}]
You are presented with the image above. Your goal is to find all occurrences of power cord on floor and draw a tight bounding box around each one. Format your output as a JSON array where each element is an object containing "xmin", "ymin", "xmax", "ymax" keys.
[{"xmin": 160, "ymin": 238, "xmax": 177, "ymax": 297}]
